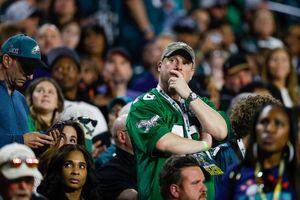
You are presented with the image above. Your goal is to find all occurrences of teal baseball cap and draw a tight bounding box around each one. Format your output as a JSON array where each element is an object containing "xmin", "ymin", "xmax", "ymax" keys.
[{"xmin": 0, "ymin": 34, "xmax": 48, "ymax": 75}]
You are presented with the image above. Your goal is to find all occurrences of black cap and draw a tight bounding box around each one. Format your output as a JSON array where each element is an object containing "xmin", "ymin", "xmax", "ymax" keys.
[
  {"xmin": 223, "ymin": 54, "xmax": 250, "ymax": 76},
  {"xmin": 106, "ymin": 47, "xmax": 131, "ymax": 63},
  {"xmin": 47, "ymin": 46, "xmax": 80, "ymax": 69}
]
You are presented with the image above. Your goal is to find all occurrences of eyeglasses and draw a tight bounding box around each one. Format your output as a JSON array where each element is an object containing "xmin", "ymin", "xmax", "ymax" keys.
[{"xmin": 0, "ymin": 157, "xmax": 39, "ymax": 168}]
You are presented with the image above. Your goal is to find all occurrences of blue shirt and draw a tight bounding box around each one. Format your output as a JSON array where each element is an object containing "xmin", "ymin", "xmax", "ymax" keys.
[
  {"xmin": 216, "ymin": 163, "xmax": 296, "ymax": 200},
  {"xmin": 0, "ymin": 81, "xmax": 29, "ymax": 147}
]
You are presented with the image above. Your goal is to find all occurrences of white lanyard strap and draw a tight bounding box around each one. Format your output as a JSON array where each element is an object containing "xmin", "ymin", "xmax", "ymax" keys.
[
  {"xmin": 156, "ymin": 85, "xmax": 192, "ymax": 138},
  {"xmin": 237, "ymin": 139, "xmax": 246, "ymax": 158}
]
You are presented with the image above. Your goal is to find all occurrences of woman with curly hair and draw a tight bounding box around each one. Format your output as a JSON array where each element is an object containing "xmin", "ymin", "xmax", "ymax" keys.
[
  {"xmin": 26, "ymin": 77, "xmax": 64, "ymax": 132},
  {"xmin": 38, "ymin": 144, "xmax": 102, "ymax": 200}
]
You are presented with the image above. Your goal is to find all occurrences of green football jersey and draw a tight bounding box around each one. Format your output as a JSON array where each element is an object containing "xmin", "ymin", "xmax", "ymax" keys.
[{"xmin": 126, "ymin": 87, "xmax": 229, "ymax": 200}]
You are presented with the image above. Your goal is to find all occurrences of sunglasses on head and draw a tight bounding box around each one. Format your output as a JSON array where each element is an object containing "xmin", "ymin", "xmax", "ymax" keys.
[{"xmin": 0, "ymin": 157, "xmax": 39, "ymax": 169}]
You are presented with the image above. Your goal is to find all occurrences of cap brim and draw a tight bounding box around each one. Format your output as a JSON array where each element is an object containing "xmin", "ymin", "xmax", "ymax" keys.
[
  {"xmin": 166, "ymin": 49, "xmax": 194, "ymax": 64},
  {"xmin": 1, "ymin": 163, "xmax": 42, "ymax": 180},
  {"xmin": 47, "ymin": 47, "xmax": 80, "ymax": 68},
  {"xmin": 107, "ymin": 48, "xmax": 131, "ymax": 63},
  {"xmin": 226, "ymin": 64, "xmax": 250, "ymax": 76},
  {"xmin": 18, "ymin": 57, "xmax": 48, "ymax": 75}
]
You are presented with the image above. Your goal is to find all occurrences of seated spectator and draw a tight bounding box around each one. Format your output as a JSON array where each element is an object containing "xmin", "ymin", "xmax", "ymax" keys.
[
  {"xmin": 48, "ymin": 46, "xmax": 83, "ymax": 101},
  {"xmin": 285, "ymin": 24, "xmax": 300, "ymax": 82},
  {"xmin": 261, "ymin": 48, "xmax": 300, "ymax": 108},
  {"xmin": 239, "ymin": 80, "xmax": 283, "ymax": 102},
  {"xmin": 76, "ymin": 23, "xmax": 108, "ymax": 74},
  {"xmin": 0, "ymin": 22, "xmax": 23, "ymax": 46},
  {"xmin": 0, "ymin": 143, "xmax": 44, "ymax": 200},
  {"xmin": 60, "ymin": 100, "xmax": 108, "ymax": 153},
  {"xmin": 26, "ymin": 77, "xmax": 64, "ymax": 132},
  {"xmin": 4, "ymin": 0, "xmax": 40, "ymax": 36},
  {"xmin": 61, "ymin": 21, "xmax": 81, "ymax": 50},
  {"xmin": 220, "ymin": 54, "xmax": 253, "ymax": 111},
  {"xmin": 34, "ymin": 24, "xmax": 63, "ymax": 80},
  {"xmin": 94, "ymin": 97, "xmax": 131, "ymax": 168},
  {"xmin": 47, "ymin": 0, "xmax": 79, "ymax": 29},
  {"xmin": 159, "ymin": 155, "xmax": 207, "ymax": 200},
  {"xmin": 36, "ymin": 24, "xmax": 62, "ymax": 56},
  {"xmin": 38, "ymin": 120, "xmax": 85, "ymax": 174},
  {"xmin": 96, "ymin": 114, "xmax": 137, "ymax": 199},
  {"xmin": 38, "ymin": 144, "xmax": 101, "ymax": 200},
  {"xmin": 95, "ymin": 47, "xmax": 140, "ymax": 108},
  {"xmin": 78, "ymin": 56, "xmax": 103, "ymax": 104},
  {"xmin": 217, "ymin": 103, "xmax": 298, "ymax": 199},
  {"xmin": 131, "ymin": 33, "xmax": 174, "ymax": 93}
]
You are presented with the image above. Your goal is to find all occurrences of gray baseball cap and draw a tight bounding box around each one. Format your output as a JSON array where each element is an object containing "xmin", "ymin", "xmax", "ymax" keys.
[{"xmin": 161, "ymin": 42, "xmax": 195, "ymax": 65}]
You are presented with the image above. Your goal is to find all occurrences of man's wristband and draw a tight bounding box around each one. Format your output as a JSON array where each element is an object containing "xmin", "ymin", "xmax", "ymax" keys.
[
  {"xmin": 186, "ymin": 92, "xmax": 198, "ymax": 106},
  {"xmin": 201, "ymin": 141, "xmax": 210, "ymax": 151}
]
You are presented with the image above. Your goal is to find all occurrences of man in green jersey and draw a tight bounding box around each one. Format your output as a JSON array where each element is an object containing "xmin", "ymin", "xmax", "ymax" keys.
[{"xmin": 126, "ymin": 42, "xmax": 229, "ymax": 200}]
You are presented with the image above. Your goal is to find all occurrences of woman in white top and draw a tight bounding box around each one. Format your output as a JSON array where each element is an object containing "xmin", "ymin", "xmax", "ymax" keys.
[{"xmin": 261, "ymin": 48, "xmax": 300, "ymax": 107}]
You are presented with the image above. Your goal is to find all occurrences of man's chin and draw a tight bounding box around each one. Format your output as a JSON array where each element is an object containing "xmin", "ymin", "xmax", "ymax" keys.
[
  {"xmin": 11, "ymin": 193, "xmax": 31, "ymax": 200},
  {"xmin": 167, "ymin": 87, "xmax": 176, "ymax": 95},
  {"xmin": 15, "ymin": 83, "xmax": 25, "ymax": 90}
]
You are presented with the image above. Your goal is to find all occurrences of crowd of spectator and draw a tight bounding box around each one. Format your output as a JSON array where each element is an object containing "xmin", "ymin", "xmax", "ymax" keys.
[{"xmin": 0, "ymin": 0, "xmax": 300, "ymax": 199}]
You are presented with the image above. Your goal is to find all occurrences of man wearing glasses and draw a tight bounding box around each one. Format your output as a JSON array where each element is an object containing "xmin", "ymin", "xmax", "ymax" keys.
[
  {"xmin": 0, "ymin": 34, "xmax": 53, "ymax": 148},
  {"xmin": 0, "ymin": 143, "xmax": 43, "ymax": 200}
]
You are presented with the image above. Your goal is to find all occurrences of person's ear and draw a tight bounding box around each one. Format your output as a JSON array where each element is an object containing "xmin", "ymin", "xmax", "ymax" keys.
[
  {"xmin": 117, "ymin": 130, "xmax": 126, "ymax": 144},
  {"xmin": 170, "ymin": 184, "xmax": 180, "ymax": 198},
  {"xmin": 157, "ymin": 61, "xmax": 162, "ymax": 72},
  {"xmin": 2, "ymin": 54, "xmax": 10, "ymax": 68}
]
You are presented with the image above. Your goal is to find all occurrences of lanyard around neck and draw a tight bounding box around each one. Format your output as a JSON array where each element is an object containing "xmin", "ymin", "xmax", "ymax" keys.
[
  {"xmin": 156, "ymin": 85, "xmax": 192, "ymax": 138},
  {"xmin": 237, "ymin": 139, "xmax": 246, "ymax": 158},
  {"xmin": 254, "ymin": 160, "xmax": 285, "ymax": 200}
]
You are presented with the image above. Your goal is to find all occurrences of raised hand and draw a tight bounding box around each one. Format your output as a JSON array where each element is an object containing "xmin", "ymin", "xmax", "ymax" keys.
[
  {"xmin": 23, "ymin": 132, "xmax": 54, "ymax": 149},
  {"xmin": 92, "ymin": 140, "xmax": 107, "ymax": 158},
  {"xmin": 168, "ymin": 70, "xmax": 191, "ymax": 99},
  {"xmin": 47, "ymin": 129, "xmax": 61, "ymax": 145}
]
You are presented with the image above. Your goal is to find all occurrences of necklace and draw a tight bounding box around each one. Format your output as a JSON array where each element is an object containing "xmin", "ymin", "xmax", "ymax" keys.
[{"xmin": 254, "ymin": 160, "xmax": 285, "ymax": 200}]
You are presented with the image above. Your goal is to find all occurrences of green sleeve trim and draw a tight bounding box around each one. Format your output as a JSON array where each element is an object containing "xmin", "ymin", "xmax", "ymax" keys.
[{"xmin": 27, "ymin": 116, "xmax": 37, "ymax": 132}]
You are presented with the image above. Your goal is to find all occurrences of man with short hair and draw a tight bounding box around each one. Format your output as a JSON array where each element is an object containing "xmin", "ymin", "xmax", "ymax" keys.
[
  {"xmin": 220, "ymin": 54, "xmax": 253, "ymax": 111},
  {"xmin": 0, "ymin": 34, "xmax": 53, "ymax": 148},
  {"xmin": 126, "ymin": 42, "xmax": 229, "ymax": 199},
  {"xmin": 36, "ymin": 24, "xmax": 62, "ymax": 55},
  {"xmin": 48, "ymin": 46, "xmax": 81, "ymax": 101},
  {"xmin": 0, "ymin": 143, "xmax": 44, "ymax": 200},
  {"xmin": 96, "ymin": 114, "xmax": 137, "ymax": 199},
  {"xmin": 160, "ymin": 155, "xmax": 207, "ymax": 200}
]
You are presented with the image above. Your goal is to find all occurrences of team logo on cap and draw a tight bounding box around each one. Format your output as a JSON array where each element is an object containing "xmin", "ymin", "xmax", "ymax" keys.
[
  {"xmin": 31, "ymin": 45, "xmax": 40, "ymax": 55},
  {"xmin": 8, "ymin": 48, "xmax": 19, "ymax": 54}
]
